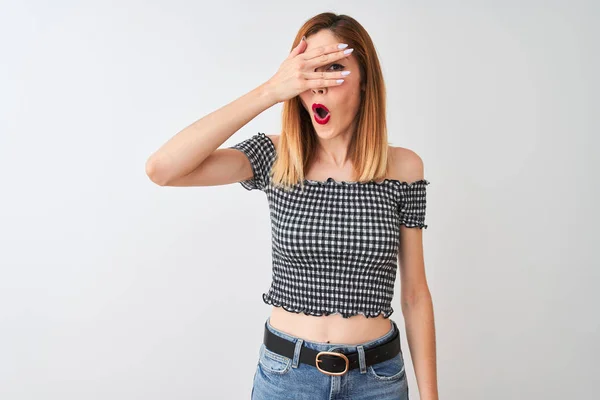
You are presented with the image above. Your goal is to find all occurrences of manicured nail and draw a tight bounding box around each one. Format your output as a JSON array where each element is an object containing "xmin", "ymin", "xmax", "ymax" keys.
[
  {"xmin": 343, "ymin": 48, "xmax": 354, "ymax": 54},
  {"xmin": 341, "ymin": 71, "xmax": 351, "ymax": 76},
  {"xmin": 302, "ymin": 35, "xmax": 306, "ymax": 42},
  {"xmin": 338, "ymin": 43, "xmax": 348, "ymax": 49},
  {"xmin": 336, "ymin": 79, "xmax": 344, "ymax": 84}
]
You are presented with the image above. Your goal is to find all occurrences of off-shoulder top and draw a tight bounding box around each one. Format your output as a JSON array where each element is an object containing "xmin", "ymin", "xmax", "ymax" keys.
[{"xmin": 228, "ymin": 132, "xmax": 429, "ymax": 318}]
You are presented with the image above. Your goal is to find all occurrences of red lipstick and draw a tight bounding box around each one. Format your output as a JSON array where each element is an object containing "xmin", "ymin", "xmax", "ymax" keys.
[{"xmin": 312, "ymin": 103, "xmax": 330, "ymax": 125}]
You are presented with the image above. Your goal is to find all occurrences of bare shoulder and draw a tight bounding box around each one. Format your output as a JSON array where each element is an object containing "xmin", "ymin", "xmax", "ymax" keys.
[
  {"xmin": 388, "ymin": 146, "xmax": 425, "ymax": 183},
  {"xmin": 265, "ymin": 134, "xmax": 280, "ymax": 151}
]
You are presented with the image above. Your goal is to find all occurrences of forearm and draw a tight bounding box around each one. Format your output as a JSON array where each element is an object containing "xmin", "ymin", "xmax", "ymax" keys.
[
  {"xmin": 146, "ymin": 82, "xmax": 277, "ymax": 185},
  {"xmin": 402, "ymin": 290, "xmax": 439, "ymax": 400}
]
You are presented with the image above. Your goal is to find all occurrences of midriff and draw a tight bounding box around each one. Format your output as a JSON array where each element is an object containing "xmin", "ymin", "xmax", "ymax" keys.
[{"xmin": 268, "ymin": 306, "xmax": 394, "ymax": 345}]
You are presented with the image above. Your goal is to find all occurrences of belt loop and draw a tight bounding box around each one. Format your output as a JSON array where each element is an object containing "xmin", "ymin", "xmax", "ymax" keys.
[
  {"xmin": 357, "ymin": 345, "xmax": 367, "ymax": 374},
  {"xmin": 292, "ymin": 338, "xmax": 304, "ymax": 368}
]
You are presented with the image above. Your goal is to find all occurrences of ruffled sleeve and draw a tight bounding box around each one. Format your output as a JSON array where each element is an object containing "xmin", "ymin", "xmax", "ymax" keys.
[
  {"xmin": 227, "ymin": 132, "xmax": 276, "ymax": 191},
  {"xmin": 398, "ymin": 179, "xmax": 430, "ymax": 229}
]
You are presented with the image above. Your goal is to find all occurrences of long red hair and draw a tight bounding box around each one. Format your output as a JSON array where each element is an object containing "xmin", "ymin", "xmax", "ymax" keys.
[{"xmin": 272, "ymin": 12, "xmax": 390, "ymax": 191}]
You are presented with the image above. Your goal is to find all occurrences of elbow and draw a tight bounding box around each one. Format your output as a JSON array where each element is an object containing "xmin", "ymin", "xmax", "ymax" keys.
[
  {"xmin": 401, "ymin": 285, "xmax": 432, "ymax": 310},
  {"xmin": 145, "ymin": 155, "xmax": 170, "ymax": 186}
]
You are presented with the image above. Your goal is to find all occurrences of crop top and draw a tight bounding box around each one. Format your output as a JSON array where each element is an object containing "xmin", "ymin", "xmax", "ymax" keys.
[{"xmin": 228, "ymin": 132, "xmax": 429, "ymax": 318}]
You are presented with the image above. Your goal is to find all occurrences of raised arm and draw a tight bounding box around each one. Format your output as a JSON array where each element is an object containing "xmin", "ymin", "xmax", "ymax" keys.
[
  {"xmin": 145, "ymin": 83, "xmax": 276, "ymax": 186},
  {"xmin": 145, "ymin": 36, "xmax": 353, "ymax": 187}
]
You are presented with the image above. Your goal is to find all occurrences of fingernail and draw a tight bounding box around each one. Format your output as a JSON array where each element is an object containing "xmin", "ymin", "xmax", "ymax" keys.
[
  {"xmin": 301, "ymin": 35, "xmax": 306, "ymax": 42},
  {"xmin": 341, "ymin": 70, "xmax": 351, "ymax": 76},
  {"xmin": 343, "ymin": 48, "xmax": 354, "ymax": 54},
  {"xmin": 338, "ymin": 43, "xmax": 348, "ymax": 49}
]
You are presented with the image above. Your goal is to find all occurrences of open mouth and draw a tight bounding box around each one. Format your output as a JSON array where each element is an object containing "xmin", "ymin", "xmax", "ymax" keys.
[
  {"xmin": 312, "ymin": 103, "xmax": 331, "ymax": 124},
  {"xmin": 316, "ymin": 107, "xmax": 328, "ymax": 118}
]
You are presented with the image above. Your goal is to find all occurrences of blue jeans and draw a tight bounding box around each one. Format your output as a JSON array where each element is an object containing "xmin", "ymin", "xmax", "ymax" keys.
[{"xmin": 251, "ymin": 317, "xmax": 409, "ymax": 399}]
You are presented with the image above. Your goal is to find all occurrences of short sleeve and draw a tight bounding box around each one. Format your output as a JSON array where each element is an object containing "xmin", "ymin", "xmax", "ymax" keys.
[
  {"xmin": 398, "ymin": 179, "xmax": 430, "ymax": 229},
  {"xmin": 227, "ymin": 132, "xmax": 276, "ymax": 191}
]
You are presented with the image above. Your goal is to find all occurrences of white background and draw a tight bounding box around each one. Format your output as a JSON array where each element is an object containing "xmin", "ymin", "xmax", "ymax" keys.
[{"xmin": 1, "ymin": 1, "xmax": 598, "ymax": 399}]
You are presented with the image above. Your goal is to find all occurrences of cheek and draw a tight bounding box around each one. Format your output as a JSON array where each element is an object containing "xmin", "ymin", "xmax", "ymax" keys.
[
  {"xmin": 336, "ymin": 79, "xmax": 360, "ymax": 97},
  {"xmin": 336, "ymin": 85, "xmax": 361, "ymax": 115}
]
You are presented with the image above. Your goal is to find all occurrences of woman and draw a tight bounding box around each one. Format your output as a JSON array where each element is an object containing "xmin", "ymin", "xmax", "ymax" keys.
[{"xmin": 145, "ymin": 12, "xmax": 438, "ymax": 400}]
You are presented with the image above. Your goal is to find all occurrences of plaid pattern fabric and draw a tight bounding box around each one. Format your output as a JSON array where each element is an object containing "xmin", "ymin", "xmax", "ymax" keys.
[{"xmin": 229, "ymin": 132, "xmax": 429, "ymax": 318}]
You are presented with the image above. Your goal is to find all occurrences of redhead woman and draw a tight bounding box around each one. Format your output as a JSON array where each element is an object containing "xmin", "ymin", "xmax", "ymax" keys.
[{"xmin": 146, "ymin": 12, "xmax": 438, "ymax": 400}]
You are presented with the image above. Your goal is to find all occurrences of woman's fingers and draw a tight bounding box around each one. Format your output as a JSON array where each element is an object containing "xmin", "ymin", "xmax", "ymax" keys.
[
  {"xmin": 302, "ymin": 44, "xmax": 354, "ymax": 69},
  {"xmin": 286, "ymin": 36, "xmax": 307, "ymax": 60},
  {"xmin": 263, "ymin": 41, "xmax": 351, "ymax": 103},
  {"xmin": 303, "ymin": 70, "xmax": 351, "ymax": 80},
  {"xmin": 306, "ymin": 48, "xmax": 353, "ymax": 70},
  {"xmin": 301, "ymin": 42, "xmax": 348, "ymax": 60},
  {"xmin": 303, "ymin": 77, "xmax": 346, "ymax": 89}
]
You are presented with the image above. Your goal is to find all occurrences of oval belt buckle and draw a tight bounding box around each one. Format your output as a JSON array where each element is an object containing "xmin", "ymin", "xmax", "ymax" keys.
[{"xmin": 315, "ymin": 351, "xmax": 349, "ymax": 376}]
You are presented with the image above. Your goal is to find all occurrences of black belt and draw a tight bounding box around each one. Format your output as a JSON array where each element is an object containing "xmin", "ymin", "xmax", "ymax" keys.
[{"xmin": 263, "ymin": 321, "xmax": 401, "ymax": 376}]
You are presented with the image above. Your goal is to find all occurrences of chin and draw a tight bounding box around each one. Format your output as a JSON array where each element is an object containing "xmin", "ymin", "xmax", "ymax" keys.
[{"xmin": 313, "ymin": 128, "xmax": 338, "ymax": 139}]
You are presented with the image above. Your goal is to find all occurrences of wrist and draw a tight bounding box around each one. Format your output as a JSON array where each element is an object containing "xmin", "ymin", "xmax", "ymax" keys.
[{"xmin": 256, "ymin": 81, "xmax": 278, "ymax": 107}]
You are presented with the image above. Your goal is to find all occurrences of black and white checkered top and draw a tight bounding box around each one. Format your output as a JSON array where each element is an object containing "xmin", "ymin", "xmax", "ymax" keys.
[{"xmin": 229, "ymin": 132, "xmax": 429, "ymax": 319}]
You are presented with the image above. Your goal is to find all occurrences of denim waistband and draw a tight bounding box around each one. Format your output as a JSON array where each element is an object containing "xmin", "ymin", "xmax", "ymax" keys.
[{"xmin": 265, "ymin": 316, "xmax": 398, "ymax": 354}]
